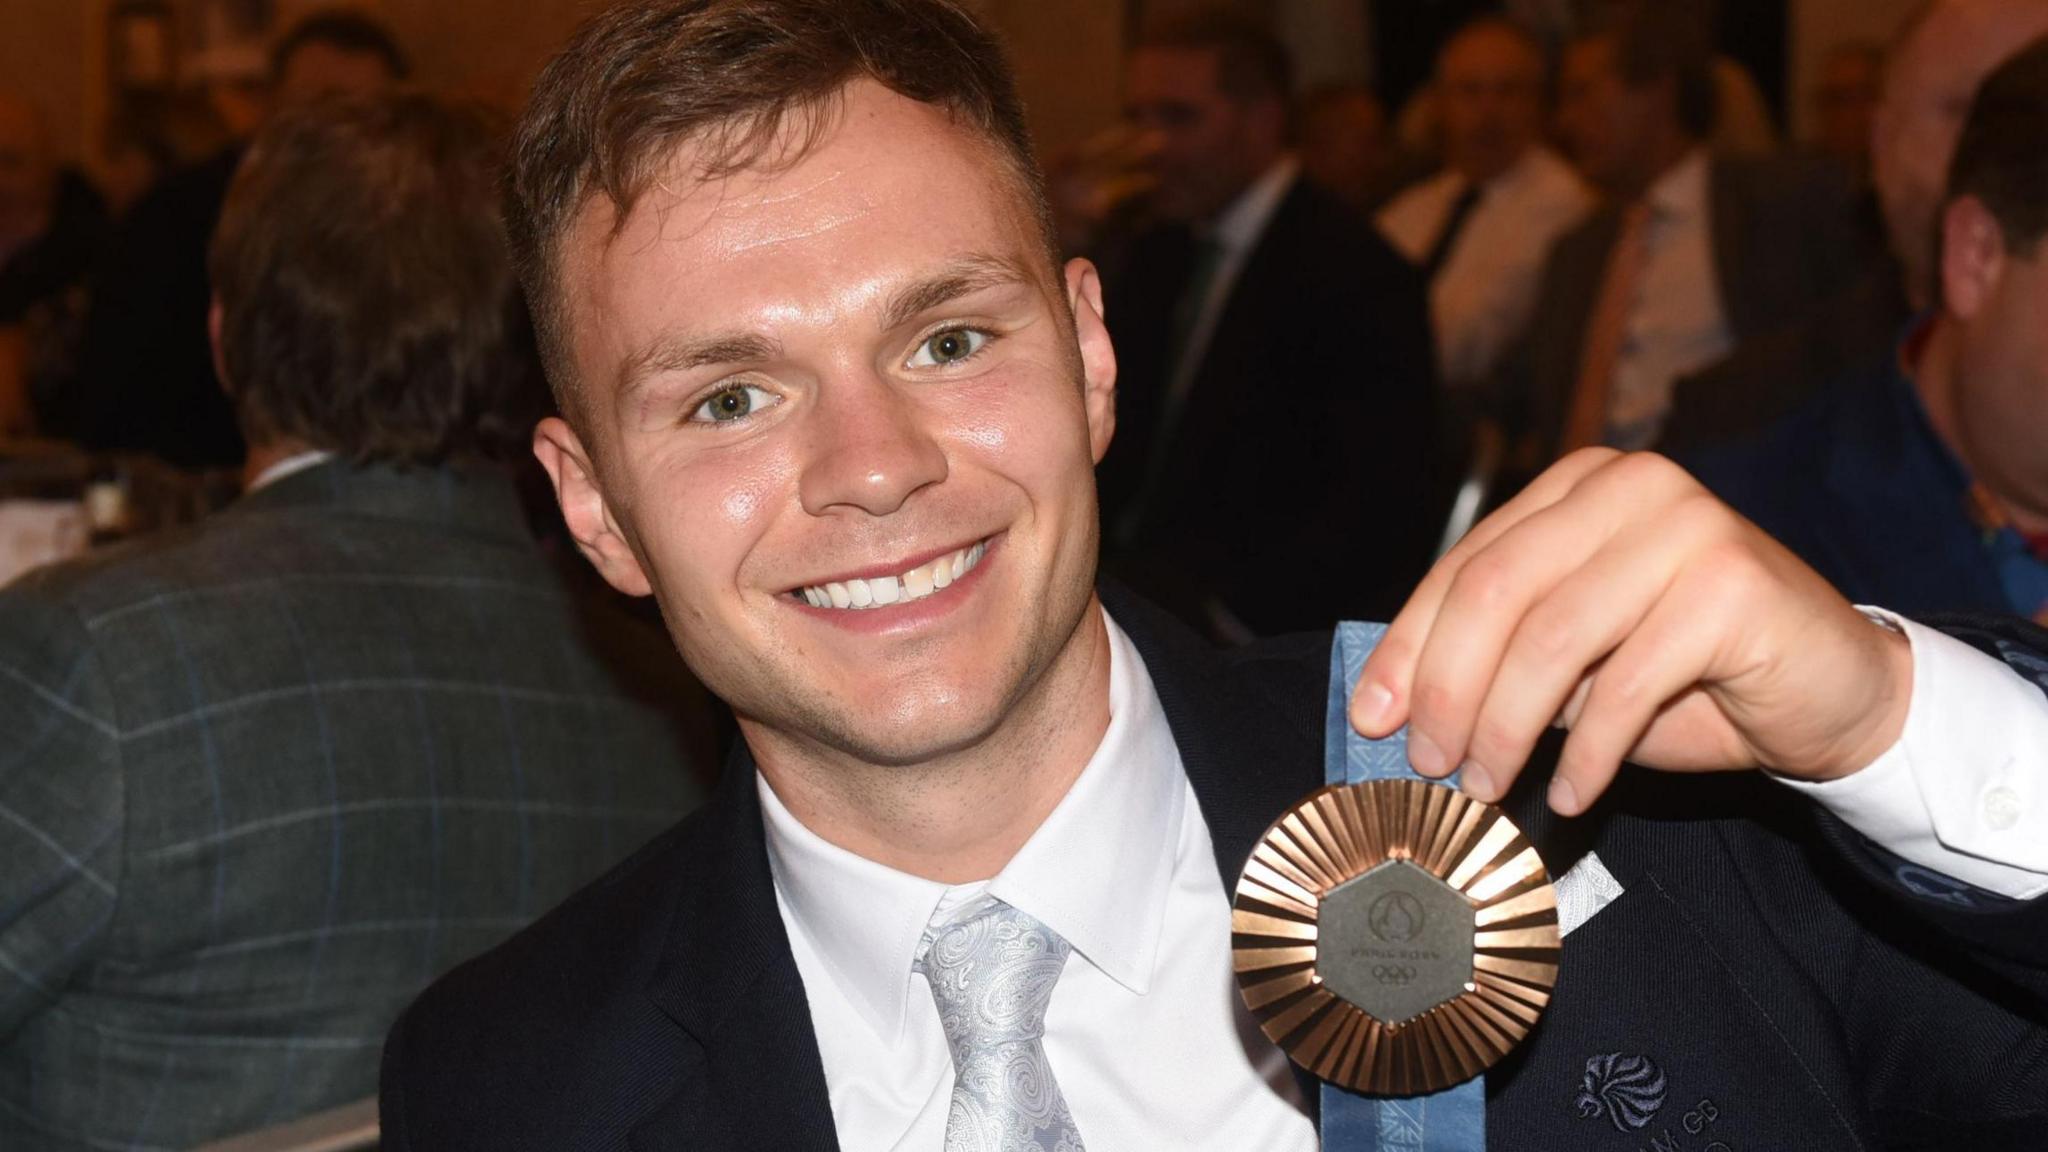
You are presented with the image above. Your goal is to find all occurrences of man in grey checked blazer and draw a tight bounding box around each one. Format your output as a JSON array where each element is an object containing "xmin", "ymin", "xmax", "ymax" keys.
[{"xmin": 0, "ymin": 94, "xmax": 708, "ymax": 1150}]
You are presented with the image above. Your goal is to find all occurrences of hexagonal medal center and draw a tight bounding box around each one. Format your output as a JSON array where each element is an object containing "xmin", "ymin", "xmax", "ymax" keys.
[{"xmin": 1317, "ymin": 860, "xmax": 1474, "ymax": 1027}]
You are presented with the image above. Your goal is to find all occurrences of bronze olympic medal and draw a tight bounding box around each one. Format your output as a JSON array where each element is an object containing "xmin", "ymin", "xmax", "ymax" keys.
[{"xmin": 1231, "ymin": 777, "xmax": 1561, "ymax": 1097}]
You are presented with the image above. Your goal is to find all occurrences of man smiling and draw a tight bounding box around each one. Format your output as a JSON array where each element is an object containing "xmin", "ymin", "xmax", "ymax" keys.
[{"xmin": 381, "ymin": 2, "xmax": 2048, "ymax": 1149}]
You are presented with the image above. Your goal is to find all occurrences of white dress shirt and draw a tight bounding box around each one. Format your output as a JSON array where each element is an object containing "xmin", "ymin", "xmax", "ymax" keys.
[
  {"xmin": 762, "ymin": 613, "xmax": 1318, "ymax": 1151},
  {"xmin": 763, "ymin": 607, "xmax": 2048, "ymax": 1149},
  {"xmin": 1377, "ymin": 148, "xmax": 1594, "ymax": 389},
  {"xmin": 1606, "ymin": 147, "xmax": 1734, "ymax": 449}
]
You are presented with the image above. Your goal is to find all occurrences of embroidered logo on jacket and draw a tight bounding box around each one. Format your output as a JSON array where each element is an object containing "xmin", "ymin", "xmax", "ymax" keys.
[{"xmin": 1574, "ymin": 1052, "xmax": 1668, "ymax": 1132}]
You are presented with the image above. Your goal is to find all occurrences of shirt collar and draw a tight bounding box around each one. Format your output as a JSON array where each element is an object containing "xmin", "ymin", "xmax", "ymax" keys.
[
  {"xmin": 1645, "ymin": 146, "xmax": 1711, "ymax": 219},
  {"xmin": 758, "ymin": 607, "xmax": 1184, "ymax": 1045},
  {"xmin": 1210, "ymin": 155, "xmax": 1300, "ymax": 254},
  {"xmin": 248, "ymin": 450, "xmax": 337, "ymax": 492}
]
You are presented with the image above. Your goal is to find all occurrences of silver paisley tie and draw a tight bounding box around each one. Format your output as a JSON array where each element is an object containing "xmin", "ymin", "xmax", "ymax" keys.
[{"xmin": 915, "ymin": 897, "xmax": 1087, "ymax": 1152}]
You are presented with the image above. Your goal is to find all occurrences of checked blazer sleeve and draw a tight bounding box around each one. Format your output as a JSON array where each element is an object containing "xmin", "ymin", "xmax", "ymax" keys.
[{"xmin": 0, "ymin": 583, "xmax": 122, "ymax": 1042}]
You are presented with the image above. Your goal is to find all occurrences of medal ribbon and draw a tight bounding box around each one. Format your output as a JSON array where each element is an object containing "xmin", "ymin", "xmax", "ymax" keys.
[{"xmin": 1320, "ymin": 622, "xmax": 1487, "ymax": 1152}]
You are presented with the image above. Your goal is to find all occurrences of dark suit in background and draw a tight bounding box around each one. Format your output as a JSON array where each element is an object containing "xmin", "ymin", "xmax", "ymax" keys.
[
  {"xmin": 1687, "ymin": 338, "xmax": 2017, "ymax": 618},
  {"xmin": 380, "ymin": 585, "xmax": 2048, "ymax": 1151},
  {"xmin": 1508, "ymin": 154, "xmax": 1873, "ymax": 460},
  {"xmin": 60, "ymin": 147, "xmax": 246, "ymax": 469},
  {"xmin": 0, "ymin": 462, "xmax": 706, "ymax": 1151},
  {"xmin": 1098, "ymin": 177, "xmax": 1440, "ymax": 637}
]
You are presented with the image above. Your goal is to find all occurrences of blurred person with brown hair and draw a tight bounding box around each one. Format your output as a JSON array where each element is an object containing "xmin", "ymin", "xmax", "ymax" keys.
[
  {"xmin": 1294, "ymin": 83, "xmax": 1392, "ymax": 214},
  {"xmin": 1692, "ymin": 11, "xmax": 2048, "ymax": 624},
  {"xmin": 1378, "ymin": 16, "xmax": 1593, "ymax": 398},
  {"xmin": 62, "ymin": 8, "xmax": 407, "ymax": 470},
  {"xmin": 0, "ymin": 91, "xmax": 109, "ymax": 439},
  {"xmin": 0, "ymin": 92, "xmax": 706, "ymax": 1150},
  {"xmin": 1097, "ymin": 7, "xmax": 1438, "ymax": 638},
  {"xmin": 1504, "ymin": 0, "xmax": 1870, "ymax": 460}
]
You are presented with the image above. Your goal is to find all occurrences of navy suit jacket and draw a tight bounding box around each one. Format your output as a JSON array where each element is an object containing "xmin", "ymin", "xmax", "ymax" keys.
[
  {"xmin": 1686, "ymin": 341, "xmax": 2011, "ymax": 618},
  {"xmin": 381, "ymin": 587, "xmax": 2048, "ymax": 1151}
]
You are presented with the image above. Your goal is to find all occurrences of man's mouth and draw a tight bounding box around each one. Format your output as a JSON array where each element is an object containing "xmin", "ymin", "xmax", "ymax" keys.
[{"xmin": 792, "ymin": 538, "xmax": 990, "ymax": 610}]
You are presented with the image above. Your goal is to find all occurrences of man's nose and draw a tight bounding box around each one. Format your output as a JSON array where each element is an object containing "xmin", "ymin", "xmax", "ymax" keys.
[{"xmin": 797, "ymin": 371, "xmax": 949, "ymax": 518}]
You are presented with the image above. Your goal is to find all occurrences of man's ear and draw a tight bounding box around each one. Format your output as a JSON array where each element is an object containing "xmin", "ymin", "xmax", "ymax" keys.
[
  {"xmin": 1940, "ymin": 194, "xmax": 2006, "ymax": 319},
  {"xmin": 207, "ymin": 297, "xmax": 232, "ymax": 397},
  {"xmin": 1064, "ymin": 257, "xmax": 1118, "ymax": 464},
  {"xmin": 533, "ymin": 417, "xmax": 654, "ymax": 597}
]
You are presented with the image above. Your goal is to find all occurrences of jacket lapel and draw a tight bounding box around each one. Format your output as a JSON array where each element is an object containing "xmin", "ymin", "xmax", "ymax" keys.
[
  {"xmin": 1706, "ymin": 159, "xmax": 1752, "ymax": 338},
  {"xmin": 630, "ymin": 750, "xmax": 841, "ymax": 1152}
]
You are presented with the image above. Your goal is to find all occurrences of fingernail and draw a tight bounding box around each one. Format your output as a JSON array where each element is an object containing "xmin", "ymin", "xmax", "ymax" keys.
[
  {"xmin": 1408, "ymin": 730, "xmax": 1446, "ymax": 777},
  {"xmin": 1548, "ymin": 776, "xmax": 1580, "ymax": 815},
  {"xmin": 1459, "ymin": 760, "xmax": 1493, "ymax": 800},
  {"xmin": 1354, "ymin": 682, "xmax": 1395, "ymax": 731}
]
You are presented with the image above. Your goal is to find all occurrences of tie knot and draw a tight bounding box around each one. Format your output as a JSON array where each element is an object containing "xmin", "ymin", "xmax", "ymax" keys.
[{"xmin": 916, "ymin": 897, "xmax": 1072, "ymax": 1050}]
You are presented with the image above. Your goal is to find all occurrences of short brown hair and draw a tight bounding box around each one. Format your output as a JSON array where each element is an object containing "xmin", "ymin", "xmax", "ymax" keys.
[
  {"xmin": 507, "ymin": 0, "xmax": 1048, "ymax": 420},
  {"xmin": 1585, "ymin": 0, "xmax": 1717, "ymax": 138},
  {"xmin": 209, "ymin": 93, "xmax": 539, "ymax": 464},
  {"xmin": 1948, "ymin": 32, "xmax": 2048, "ymax": 254}
]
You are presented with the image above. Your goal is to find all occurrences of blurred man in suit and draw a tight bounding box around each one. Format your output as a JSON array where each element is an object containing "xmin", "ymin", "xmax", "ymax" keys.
[
  {"xmin": 380, "ymin": 3, "xmax": 2048, "ymax": 1149},
  {"xmin": 1378, "ymin": 16, "xmax": 1593, "ymax": 401},
  {"xmin": 1509, "ymin": 0, "xmax": 1871, "ymax": 459},
  {"xmin": 65, "ymin": 10, "xmax": 408, "ymax": 469},
  {"xmin": 1097, "ymin": 9, "xmax": 1439, "ymax": 638},
  {"xmin": 0, "ymin": 90, "xmax": 107, "ymax": 436},
  {"xmin": 1694, "ymin": 29, "xmax": 2048, "ymax": 623},
  {"xmin": 0, "ymin": 94, "xmax": 706, "ymax": 1151}
]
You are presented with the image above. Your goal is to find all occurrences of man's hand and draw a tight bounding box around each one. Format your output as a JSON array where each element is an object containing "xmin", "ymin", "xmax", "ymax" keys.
[{"xmin": 1349, "ymin": 450, "xmax": 1915, "ymax": 816}]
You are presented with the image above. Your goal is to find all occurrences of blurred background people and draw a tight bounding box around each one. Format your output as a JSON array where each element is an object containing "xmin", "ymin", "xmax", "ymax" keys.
[
  {"xmin": 1693, "ymin": 13, "xmax": 2048, "ymax": 620},
  {"xmin": 0, "ymin": 92, "xmax": 707, "ymax": 1151},
  {"xmin": 0, "ymin": 91, "xmax": 107, "ymax": 440},
  {"xmin": 1294, "ymin": 83, "xmax": 1394, "ymax": 215},
  {"xmin": 1094, "ymin": 8, "xmax": 1438, "ymax": 639},
  {"xmin": 58, "ymin": 10, "xmax": 408, "ymax": 470},
  {"xmin": 1377, "ymin": 16, "xmax": 1593, "ymax": 404},
  {"xmin": 1506, "ymin": 0, "xmax": 1871, "ymax": 462}
]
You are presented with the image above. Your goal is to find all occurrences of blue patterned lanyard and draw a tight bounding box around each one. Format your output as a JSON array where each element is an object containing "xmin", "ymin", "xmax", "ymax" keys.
[{"xmin": 1320, "ymin": 622, "xmax": 1487, "ymax": 1152}]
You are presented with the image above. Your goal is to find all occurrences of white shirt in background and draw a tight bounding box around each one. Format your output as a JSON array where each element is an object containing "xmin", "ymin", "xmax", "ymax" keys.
[{"xmin": 1378, "ymin": 147, "xmax": 1594, "ymax": 389}]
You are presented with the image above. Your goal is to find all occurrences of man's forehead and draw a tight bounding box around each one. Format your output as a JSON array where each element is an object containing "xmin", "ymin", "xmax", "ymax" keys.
[{"xmin": 1893, "ymin": 1, "xmax": 2048, "ymax": 96}]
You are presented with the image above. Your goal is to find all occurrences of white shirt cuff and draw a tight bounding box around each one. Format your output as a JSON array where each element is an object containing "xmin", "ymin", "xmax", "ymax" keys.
[{"xmin": 1771, "ymin": 609, "xmax": 2048, "ymax": 901}]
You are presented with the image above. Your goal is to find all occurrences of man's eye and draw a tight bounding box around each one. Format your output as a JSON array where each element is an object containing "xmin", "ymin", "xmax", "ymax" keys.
[
  {"xmin": 908, "ymin": 327, "xmax": 991, "ymax": 368},
  {"xmin": 690, "ymin": 383, "xmax": 779, "ymax": 424}
]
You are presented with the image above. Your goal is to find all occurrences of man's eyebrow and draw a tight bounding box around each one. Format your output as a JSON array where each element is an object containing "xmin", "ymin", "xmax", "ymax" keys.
[
  {"xmin": 880, "ymin": 253, "xmax": 1038, "ymax": 333},
  {"xmin": 617, "ymin": 331, "xmax": 782, "ymax": 396}
]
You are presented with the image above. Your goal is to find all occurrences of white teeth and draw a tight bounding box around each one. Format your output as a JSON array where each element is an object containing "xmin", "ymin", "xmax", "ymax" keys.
[{"xmin": 796, "ymin": 539, "xmax": 989, "ymax": 610}]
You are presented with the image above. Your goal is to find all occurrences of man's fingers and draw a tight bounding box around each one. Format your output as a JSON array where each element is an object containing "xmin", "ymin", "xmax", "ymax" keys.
[
  {"xmin": 1457, "ymin": 528, "xmax": 1683, "ymax": 799},
  {"xmin": 1352, "ymin": 447, "xmax": 1622, "ymax": 735},
  {"xmin": 1547, "ymin": 590, "xmax": 1724, "ymax": 815},
  {"xmin": 1399, "ymin": 492, "xmax": 1626, "ymax": 785}
]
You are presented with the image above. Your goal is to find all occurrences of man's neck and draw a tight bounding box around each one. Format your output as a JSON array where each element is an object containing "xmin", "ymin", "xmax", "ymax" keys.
[
  {"xmin": 1915, "ymin": 316, "xmax": 2048, "ymax": 535},
  {"xmin": 749, "ymin": 599, "xmax": 1115, "ymax": 884}
]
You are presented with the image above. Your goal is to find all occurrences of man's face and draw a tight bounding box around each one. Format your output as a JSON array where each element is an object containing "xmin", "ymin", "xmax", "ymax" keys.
[
  {"xmin": 539, "ymin": 80, "xmax": 1117, "ymax": 769},
  {"xmin": 1124, "ymin": 47, "xmax": 1281, "ymax": 223},
  {"xmin": 1436, "ymin": 26, "xmax": 1546, "ymax": 185},
  {"xmin": 1557, "ymin": 37, "xmax": 1659, "ymax": 193},
  {"xmin": 275, "ymin": 42, "xmax": 397, "ymax": 108},
  {"xmin": 1873, "ymin": 0, "xmax": 2048, "ymax": 304}
]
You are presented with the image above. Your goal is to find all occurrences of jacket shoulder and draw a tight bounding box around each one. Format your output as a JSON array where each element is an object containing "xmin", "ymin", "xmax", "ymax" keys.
[{"xmin": 381, "ymin": 810, "xmax": 712, "ymax": 1149}]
